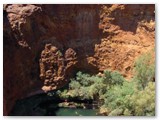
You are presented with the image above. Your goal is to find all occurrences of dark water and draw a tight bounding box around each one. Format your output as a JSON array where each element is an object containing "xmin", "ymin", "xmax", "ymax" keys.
[{"xmin": 9, "ymin": 93, "xmax": 97, "ymax": 116}]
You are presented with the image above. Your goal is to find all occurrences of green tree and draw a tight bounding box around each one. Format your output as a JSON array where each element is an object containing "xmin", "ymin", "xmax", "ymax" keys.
[
  {"xmin": 56, "ymin": 52, "xmax": 155, "ymax": 116},
  {"xmin": 133, "ymin": 52, "xmax": 155, "ymax": 89},
  {"xmin": 103, "ymin": 70, "xmax": 125, "ymax": 87},
  {"xmin": 129, "ymin": 82, "xmax": 155, "ymax": 116}
]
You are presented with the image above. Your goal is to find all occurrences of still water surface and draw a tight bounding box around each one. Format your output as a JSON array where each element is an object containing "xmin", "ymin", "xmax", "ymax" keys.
[{"xmin": 55, "ymin": 108, "xmax": 97, "ymax": 116}]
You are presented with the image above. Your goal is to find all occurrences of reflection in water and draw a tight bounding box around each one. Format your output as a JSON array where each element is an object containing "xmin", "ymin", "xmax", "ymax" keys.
[{"xmin": 9, "ymin": 93, "xmax": 97, "ymax": 116}]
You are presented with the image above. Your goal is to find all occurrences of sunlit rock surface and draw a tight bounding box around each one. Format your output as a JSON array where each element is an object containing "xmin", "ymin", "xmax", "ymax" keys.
[{"xmin": 3, "ymin": 4, "xmax": 155, "ymax": 115}]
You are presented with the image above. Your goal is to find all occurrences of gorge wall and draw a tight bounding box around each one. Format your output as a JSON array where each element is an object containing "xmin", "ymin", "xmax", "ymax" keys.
[{"xmin": 3, "ymin": 4, "xmax": 155, "ymax": 115}]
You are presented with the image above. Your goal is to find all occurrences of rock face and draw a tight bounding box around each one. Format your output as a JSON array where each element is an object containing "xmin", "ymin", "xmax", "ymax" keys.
[
  {"xmin": 39, "ymin": 44, "xmax": 77, "ymax": 92},
  {"xmin": 3, "ymin": 4, "xmax": 155, "ymax": 115},
  {"xmin": 97, "ymin": 4, "xmax": 155, "ymax": 78}
]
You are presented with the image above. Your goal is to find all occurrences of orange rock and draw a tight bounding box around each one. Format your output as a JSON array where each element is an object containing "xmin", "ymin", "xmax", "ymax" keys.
[{"xmin": 3, "ymin": 4, "xmax": 155, "ymax": 115}]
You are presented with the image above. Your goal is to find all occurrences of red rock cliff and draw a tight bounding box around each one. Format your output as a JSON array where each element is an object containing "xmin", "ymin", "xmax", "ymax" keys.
[{"xmin": 3, "ymin": 4, "xmax": 155, "ymax": 115}]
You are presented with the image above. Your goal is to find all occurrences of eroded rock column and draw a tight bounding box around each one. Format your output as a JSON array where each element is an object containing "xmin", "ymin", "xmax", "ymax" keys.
[{"xmin": 39, "ymin": 43, "xmax": 77, "ymax": 92}]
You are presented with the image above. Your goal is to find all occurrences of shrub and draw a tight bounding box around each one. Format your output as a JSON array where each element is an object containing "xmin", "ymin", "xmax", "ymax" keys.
[
  {"xmin": 102, "ymin": 81, "xmax": 135, "ymax": 115},
  {"xmin": 133, "ymin": 51, "xmax": 155, "ymax": 89},
  {"xmin": 57, "ymin": 71, "xmax": 106, "ymax": 100},
  {"xmin": 56, "ymin": 52, "xmax": 155, "ymax": 116},
  {"xmin": 69, "ymin": 79, "xmax": 81, "ymax": 90},
  {"xmin": 103, "ymin": 70, "xmax": 125, "ymax": 87},
  {"xmin": 69, "ymin": 71, "xmax": 106, "ymax": 100},
  {"xmin": 101, "ymin": 51, "xmax": 155, "ymax": 116},
  {"xmin": 75, "ymin": 71, "xmax": 95, "ymax": 86},
  {"xmin": 58, "ymin": 89, "xmax": 70, "ymax": 99},
  {"xmin": 129, "ymin": 82, "xmax": 155, "ymax": 116}
]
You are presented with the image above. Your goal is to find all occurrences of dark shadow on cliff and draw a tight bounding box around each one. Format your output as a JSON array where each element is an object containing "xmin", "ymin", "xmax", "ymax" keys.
[
  {"xmin": 65, "ymin": 58, "xmax": 99, "ymax": 80},
  {"xmin": 3, "ymin": 8, "xmax": 21, "ymax": 115},
  {"xmin": 3, "ymin": 7, "xmax": 44, "ymax": 116},
  {"xmin": 36, "ymin": 5, "xmax": 103, "ymax": 86},
  {"xmin": 40, "ymin": 4, "xmax": 102, "ymax": 57},
  {"xmin": 103, "ymin": 4, "xmax": 155, "ymax": 33},
  {"xmin": 4, "ymin": 5, "xmax": 103, "ymax": 115}
]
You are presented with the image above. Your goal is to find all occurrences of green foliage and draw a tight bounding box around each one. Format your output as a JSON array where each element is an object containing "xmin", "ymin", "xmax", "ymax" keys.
[
  {"xmin": 129, "ymin": 82, "xmax": 155, "ymax": 116},
  {"xmin": 69, "ymin": 79, "xmax": 81, "ymax": 90},
  {"xmin": 75, "ymin": 71, "xmax": 95, "ymax": 86},
  {"xmin": 103, "ymin": 70, "xmax": 125, "ymax": 87},
  {"xmin": 68, "ymin": 71, "xmax": 106, "ymax": 100},
  {"xmin": 123, "ymin": 109, "xmax": 132, "ymax": 116},
  {"xmin": 103, "ymin": 81, "xmax": 135, "ymax": 115},
  {"xmin": 101, "ymin": 51, "xmax": 155, "ymax": 116},
  {"xmin": 56, "ymin": 51, "xmax": 155, "ymax": 116},
  {"xmin": 133, "ymin": 52, "xmax": 155, "ymax": 89},
  {"xmin": 66, "ymin": 71, "xmax": 126, "ymax": 101},
  {"xmin": 57, "ymin": 72, "xmax": 100, "ymax": 100},
  {"xmin": 57, "ymin": 89, "xmax": 70, "ymax": 99}
]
